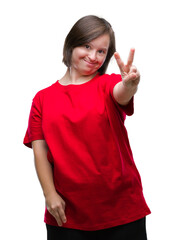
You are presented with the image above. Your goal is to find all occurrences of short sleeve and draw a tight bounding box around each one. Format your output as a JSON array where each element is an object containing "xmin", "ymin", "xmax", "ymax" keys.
[
  {"xmin": 23, "ymin": 92, "xmax": 45, "ymax": 148},
  {"xmin": 108, "ymin": 73, "xmax": 134, "ymax": 117}
]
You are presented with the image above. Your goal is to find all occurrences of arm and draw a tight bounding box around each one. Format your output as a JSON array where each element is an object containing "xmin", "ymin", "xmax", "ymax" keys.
[
  {"xmin": 32, "ymin": 140, "xmax": 67, "ymax": 226},
  {"xmin": 113, "ymin": 49, "xmax": 140, "ymax": 105}
]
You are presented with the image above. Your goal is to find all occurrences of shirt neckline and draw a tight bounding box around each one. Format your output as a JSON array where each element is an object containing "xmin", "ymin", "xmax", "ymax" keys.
[{"xmin": 57, "ymin": 73, "xmax": 100, "ymax": 88}]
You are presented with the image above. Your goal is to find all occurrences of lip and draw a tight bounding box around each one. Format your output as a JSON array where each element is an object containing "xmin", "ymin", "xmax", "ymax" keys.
[{"xmin": 83, "ymin": 59, "xmax": 97, "ymax": 66}]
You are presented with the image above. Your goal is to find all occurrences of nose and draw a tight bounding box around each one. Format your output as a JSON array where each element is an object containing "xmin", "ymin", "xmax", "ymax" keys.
[{"xmin": 88, "ymin": 50, "xmax": 97, "ymax": 62}]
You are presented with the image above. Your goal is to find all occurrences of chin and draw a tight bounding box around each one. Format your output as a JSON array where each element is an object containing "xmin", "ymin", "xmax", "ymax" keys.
[
  {"xmin": 82, "ymin": 68, "xmax": 99, "ymax": 76},
  {"xmin": 83, "ymin": 71, "xmax": 96, "ymax": 76}
]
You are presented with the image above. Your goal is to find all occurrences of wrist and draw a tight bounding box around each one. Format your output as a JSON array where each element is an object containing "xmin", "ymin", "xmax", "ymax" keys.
[
  {"xmin": 122, "ymin": 81, "xmax": 137, "ymax": 95},
  {"xmin": 43, "ymin": 187, "xmax": 57, "ymax": 199},
  {"xmin": 113, "ymin": 81, "xmax": 136, "ymax": 106}
]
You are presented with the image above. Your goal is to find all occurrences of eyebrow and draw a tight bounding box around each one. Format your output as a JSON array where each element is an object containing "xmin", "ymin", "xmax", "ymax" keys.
[{"xmin": 88, "ymin": 43, "xmax": 108, "ymax": 51}]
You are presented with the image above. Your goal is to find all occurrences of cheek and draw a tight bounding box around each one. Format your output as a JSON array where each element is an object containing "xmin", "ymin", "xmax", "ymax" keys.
[
  {"xmin": 73, "ymin": 48, "xmax": 86, "ymax": 57},
  {"xmin": 98, "ymin": 55, "xmax": 107, "ymax": 67},
  {"xmin": 71, "ymin": 50, "xmax": 86, "ymax": 64}
]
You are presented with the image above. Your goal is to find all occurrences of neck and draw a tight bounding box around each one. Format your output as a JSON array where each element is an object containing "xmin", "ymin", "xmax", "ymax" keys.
[{"xmin": 61, "ymin": 69, "xmax": 97, "ymax": 85}]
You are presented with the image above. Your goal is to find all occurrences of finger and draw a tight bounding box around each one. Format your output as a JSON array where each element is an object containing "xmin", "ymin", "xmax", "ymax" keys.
[
  {"xmin": 126, "ymin": 48, "xmax": 135, "ymax": 68},
  {"xmin": 52, "ymin": 210, "xmax": 63, "ymax": 226},
  {"xmin": 59, "ymin": 207, "xmax": 67, "ymax": 224},
  {"xmin": 129, "ymin": 65, "xmax": 137, "ymax": 74},
  {"xmin": 56, "ymin": 216, "xmax": 63, "ymax": 226},
  {"xmin": 48, "ymin": 206, "xmax": 65, "ymax": 226},
  {"xmin": 125, "ymin": 73, "xmax": 137, "ymax": 82},
  {"xmin": 114, "ymin": 52, "xmax": 125, "ymax": 73},
  {"xmin": 123, "ymin": 72, "xmax": 140, "ymax": 86},
  {"xmin": 130, "ymin": 67, "xmax": 140, "ymax": 78}
]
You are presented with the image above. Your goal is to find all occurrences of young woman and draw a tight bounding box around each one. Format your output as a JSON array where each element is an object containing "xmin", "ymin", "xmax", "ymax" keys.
[{"xmin": 24, "ymin": 15, "xmax": 151, "ymax": 240}]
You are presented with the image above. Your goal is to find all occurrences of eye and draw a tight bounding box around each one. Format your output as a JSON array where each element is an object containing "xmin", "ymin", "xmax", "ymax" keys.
[
  {"xmin": 84, "ymin": 44, "xmax": 90, "ymax": 49},
  {"xmin": 98, "ymin": 49, "xmax": 105, "ymax": 54}
]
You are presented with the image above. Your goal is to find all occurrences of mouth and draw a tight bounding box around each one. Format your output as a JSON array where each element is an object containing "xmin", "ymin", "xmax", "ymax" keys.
[{"xmin": 83, "ymin": 59, "xmax": 97, "ymax": 66}]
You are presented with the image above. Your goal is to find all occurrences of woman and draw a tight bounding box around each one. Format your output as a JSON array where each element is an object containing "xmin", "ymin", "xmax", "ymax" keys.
[{"xmin": 24, "ymin": 15, "xmax": 151, "ymax": 240}]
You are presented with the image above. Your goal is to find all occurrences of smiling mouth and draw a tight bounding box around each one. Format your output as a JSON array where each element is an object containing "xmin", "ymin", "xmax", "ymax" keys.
[{"xmin": 83, "ymin": 59, "xmax": 97, "ymax": 66}]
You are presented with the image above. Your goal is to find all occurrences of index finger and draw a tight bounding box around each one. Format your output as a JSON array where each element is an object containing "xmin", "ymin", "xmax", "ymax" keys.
[
  {"xmin": 127, "ymin": 48, "xmax": 135, "ymax": 67},
  {"xmin": 114, "ymin": 52, "xmax": 125, "ymax": 73},
  {"xmin": 59, "ymin": 207, "xmax": 67, "ymax": 224}
]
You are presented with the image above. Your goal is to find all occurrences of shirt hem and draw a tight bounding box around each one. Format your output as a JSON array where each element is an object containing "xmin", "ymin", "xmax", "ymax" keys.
[{"xmin": 44, "ymin": 210, "xmax": 151, "ymax": 231}]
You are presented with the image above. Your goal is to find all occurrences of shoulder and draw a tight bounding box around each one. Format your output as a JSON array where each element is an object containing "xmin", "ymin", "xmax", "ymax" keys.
[
  {"xmin": 33, "ymin": 81, "xmax": 58, "ymax": 102},
  {"xmin": 99, "ymin": 73, "xmax": 121, "ymax": 79},
  {"xmin": 98, "ymin": 73, "xmax": 121, "ymax": 83},
  {"xmin": 97, "ymin": 73, "xmax": 122, "ymax": 92}
]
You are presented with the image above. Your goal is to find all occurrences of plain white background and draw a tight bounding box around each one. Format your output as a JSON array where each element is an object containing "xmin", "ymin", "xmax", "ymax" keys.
[{"xmin": 0, "ymin": 0, "xmax": 173, "ymax": 239}]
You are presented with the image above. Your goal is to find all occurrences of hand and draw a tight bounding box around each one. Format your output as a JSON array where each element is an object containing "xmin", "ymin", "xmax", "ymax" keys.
[
  {"xmin": 114, "ymin": 49, "xmax": 140, "ymax": 89},
  {"xmin": 45, "ymin": 191, "xmax": 67, "ymax": 227}
]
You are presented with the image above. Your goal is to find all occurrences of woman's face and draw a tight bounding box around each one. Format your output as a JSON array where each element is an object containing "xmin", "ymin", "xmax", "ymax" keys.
[{"xmin": 70, "ymin": 34, "xmax": 110, "ymax": 76}]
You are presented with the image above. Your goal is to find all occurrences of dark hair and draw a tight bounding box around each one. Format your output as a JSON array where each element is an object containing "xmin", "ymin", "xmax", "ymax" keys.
[{"xmin": 62, "ymin": 15, "xmax": 116, "ymax": 75}]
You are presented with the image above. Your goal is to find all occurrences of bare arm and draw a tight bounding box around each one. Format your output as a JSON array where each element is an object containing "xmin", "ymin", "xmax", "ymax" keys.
[
  {"xmin": 113, "ymin": 49, "xmax": 140, "ymax": 105},
  {"xmin": 32, "ymin": 140, "xmax": 67, "ymax": 226}
]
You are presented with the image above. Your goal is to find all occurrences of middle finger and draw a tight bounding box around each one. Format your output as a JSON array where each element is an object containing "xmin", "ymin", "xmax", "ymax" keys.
[{"xmin": 126, "ymin": 48, "xmax": 135, "ymax": 68}]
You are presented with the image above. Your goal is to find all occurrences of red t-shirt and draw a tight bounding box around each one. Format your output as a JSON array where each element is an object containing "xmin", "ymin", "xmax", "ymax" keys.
[{"xmin": 24, "ymin": 73, "xmax": 150, "ymax": 231}]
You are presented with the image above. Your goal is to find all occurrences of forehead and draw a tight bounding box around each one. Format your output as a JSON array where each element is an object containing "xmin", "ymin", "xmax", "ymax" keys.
[{"xmin": 89, "ymin": 34, "xmax": 110, "ymax": 49}]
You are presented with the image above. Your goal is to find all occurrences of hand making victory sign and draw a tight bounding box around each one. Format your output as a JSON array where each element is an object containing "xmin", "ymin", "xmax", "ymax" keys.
[{"xmin": 113, "ymin": 49, "xmax": 140, "ymax": 105}]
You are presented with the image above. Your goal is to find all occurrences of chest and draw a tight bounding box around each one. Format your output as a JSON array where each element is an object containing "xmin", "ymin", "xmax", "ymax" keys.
[{"xmin": 42, "ymin": 86, "xmax": 109, "ymax": 132}]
